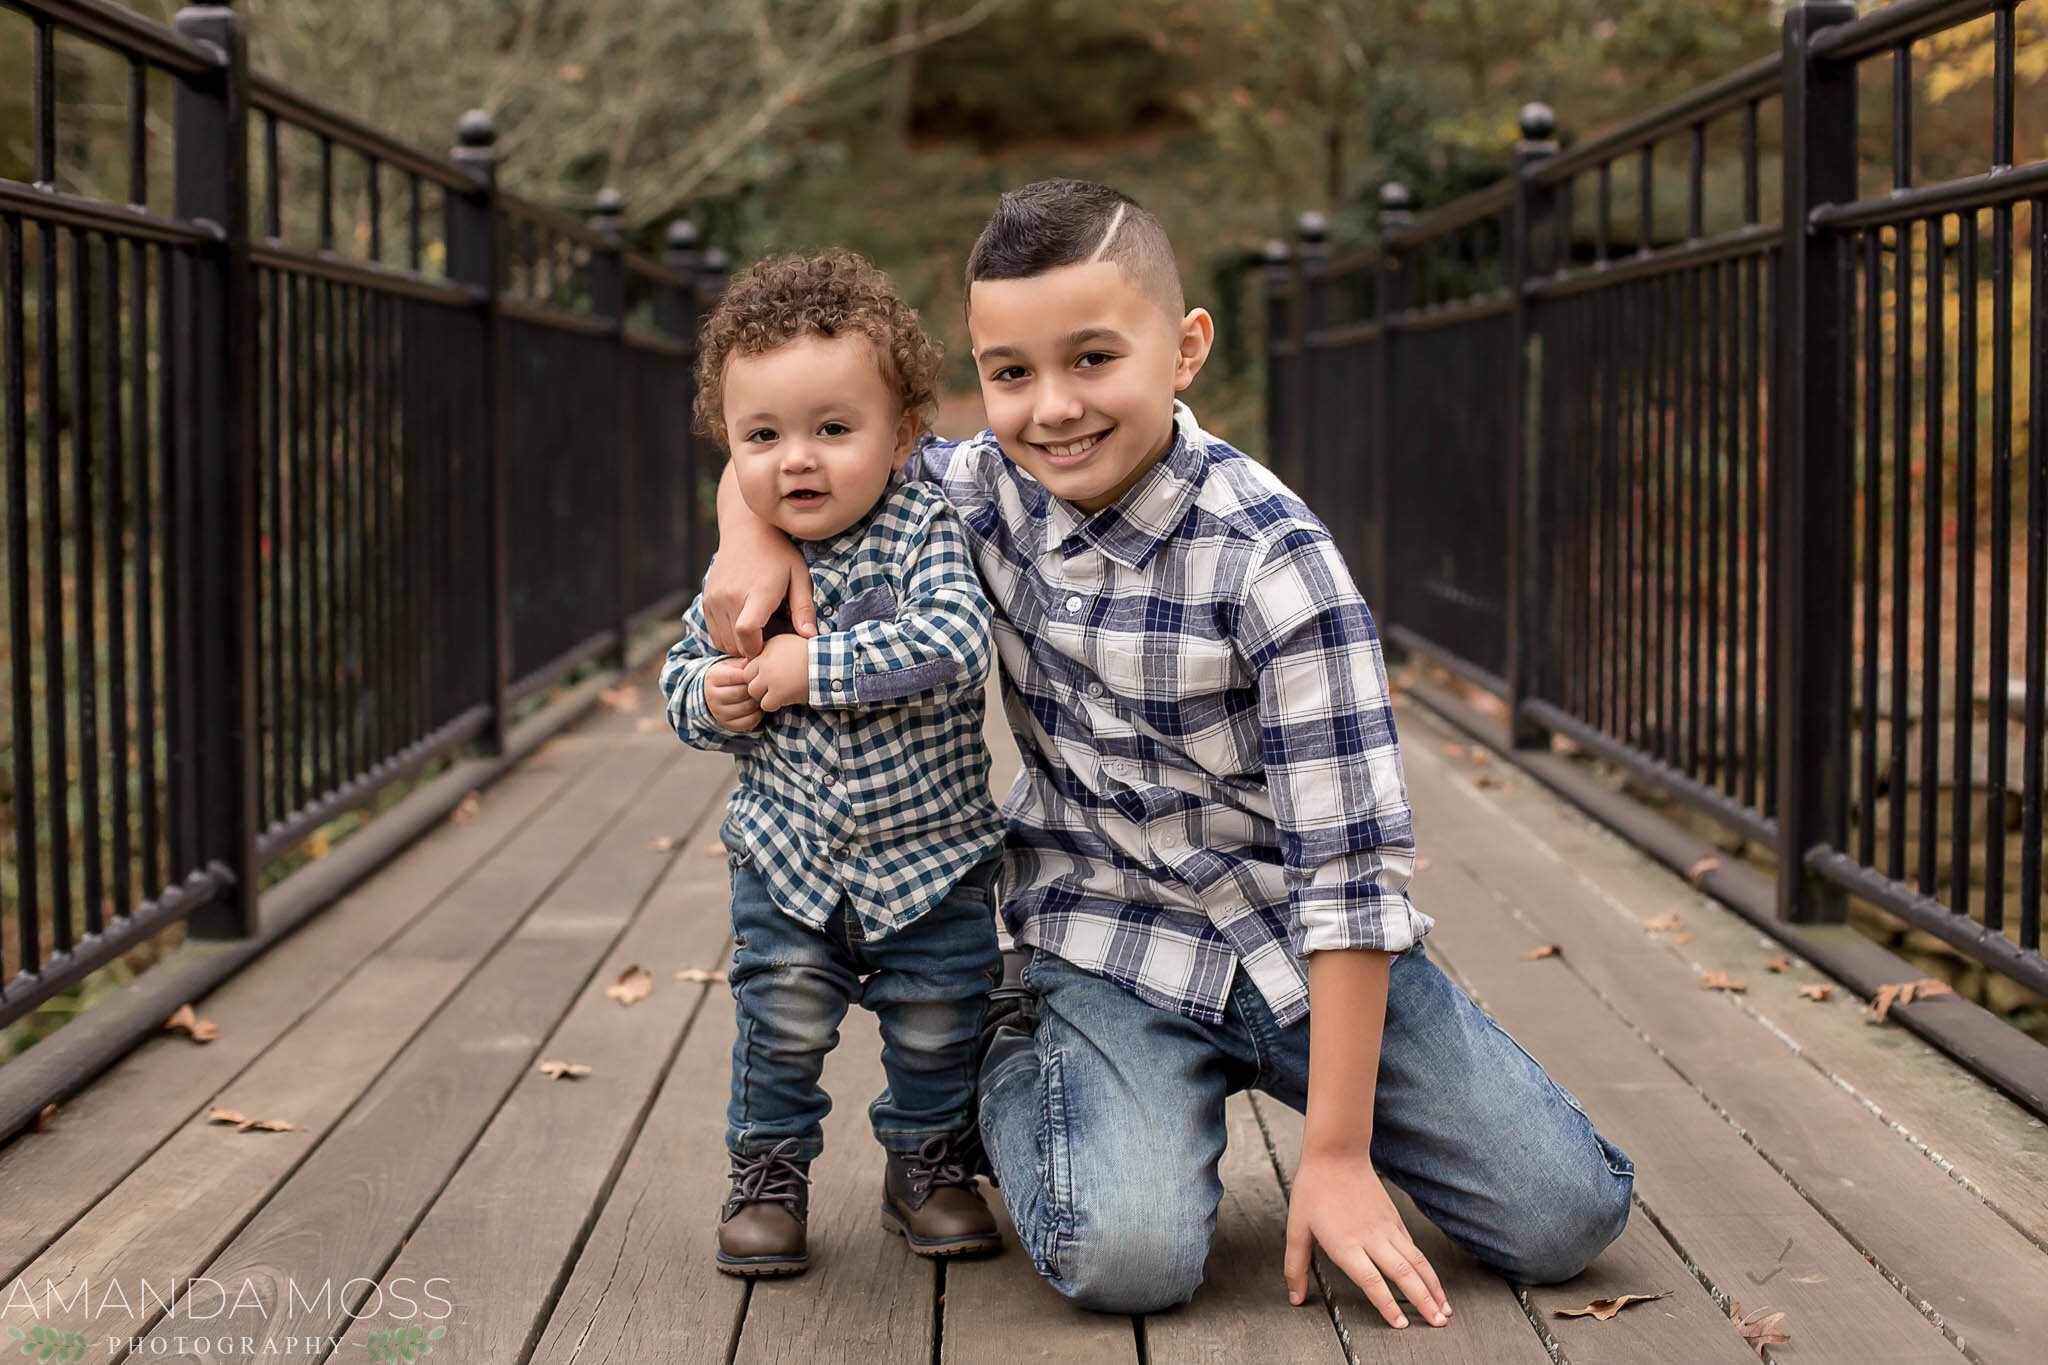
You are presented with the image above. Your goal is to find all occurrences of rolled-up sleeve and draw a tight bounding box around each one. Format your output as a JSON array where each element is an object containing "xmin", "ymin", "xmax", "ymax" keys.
[
  {"xmin": 807, "ymin": 502, "xmax": 993, "ymax": 710},
  {"xmin": 1237, "ymin": 529, "xmax": 1430, "ymax": 957}
]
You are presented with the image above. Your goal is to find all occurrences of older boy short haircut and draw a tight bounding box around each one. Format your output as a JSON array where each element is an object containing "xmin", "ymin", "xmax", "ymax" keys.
[{"xmin": 964, "ymin": 179, "xmax": 1184, "ymax": 322}]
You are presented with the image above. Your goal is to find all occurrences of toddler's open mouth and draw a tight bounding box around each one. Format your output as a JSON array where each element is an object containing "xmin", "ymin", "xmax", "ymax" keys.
[{"xmin": 784, "ymin": 488, "xmax": 827, "ymax": 505}]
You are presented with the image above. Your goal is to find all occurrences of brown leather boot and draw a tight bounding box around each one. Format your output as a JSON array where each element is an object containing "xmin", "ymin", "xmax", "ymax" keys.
[
  {"xmin": 716, "ymin": 1138, "xmax": 812, "ymax": 1277},
  {"xmin": 880, "ymin": 1132, "xmax": 1002, "ymax": 1258}
]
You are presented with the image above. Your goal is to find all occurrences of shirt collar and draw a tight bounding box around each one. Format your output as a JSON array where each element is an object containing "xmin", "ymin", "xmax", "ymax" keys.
[
  {"xmin": 799, "ymin": 471, "xmax": 901, "ymax": 568},
  {"xmin": 1046, "ymin": 401, "xmax": 1207, "ymax": 572}
]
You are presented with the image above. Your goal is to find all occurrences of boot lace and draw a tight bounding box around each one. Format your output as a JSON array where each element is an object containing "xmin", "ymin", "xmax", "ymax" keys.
[
  {"xmin": 902, "ymin": 1132, "xmax": 974, "ymax": 1200},
  {"xmin": 724, "ymin": 1137, "xmax": 811, "ymax": 1221}
]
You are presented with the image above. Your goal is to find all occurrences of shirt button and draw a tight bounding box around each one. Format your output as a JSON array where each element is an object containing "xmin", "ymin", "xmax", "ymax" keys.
[
  {"xmin": 1086, "ymin": 681, "xmax": 1105, "ymax": 698},
  {"xmin": 832, "ymin": 844, "xmax": 852, "ymax": 860},
  {"xmin": 1064, "ymin": 594, "xmax": 1084, "ymax": 613},
  {"xmin": 830, "ymin": 679, "xmax": 844, "ymax": 692}
]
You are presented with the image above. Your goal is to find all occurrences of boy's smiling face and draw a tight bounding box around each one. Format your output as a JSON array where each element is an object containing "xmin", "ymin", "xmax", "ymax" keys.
[
  {"xmin": 722, "ymin": 333, "xmax": 918, "ymax": 541},
  {"xmin": 969, "ymin": 260, "xmax": 1213, "ymax": 513}
]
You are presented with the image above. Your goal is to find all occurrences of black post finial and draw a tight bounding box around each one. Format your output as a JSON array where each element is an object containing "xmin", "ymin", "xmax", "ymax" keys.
[
  {"xmin": 1377, "ymin": 182, "xmax": 1414, "ymax": 233},
  {"xmin": 1296, "ymin": 210, "xmax": 1330, "ymax": 248},
  {"xmin": 665, "ymin": 219, "xmax": 701, "ymax": 265},
  {"xmin": 699, "ymin": 246, "xmax": 731, "ymax": 302},
  {"xmin": 1518, "ymin": 102, "xmax": 1558, "ymax": 144},
  {"xmin": 453, "ymin": 109, "xmax": 496, "ymax": 176},
  {"xmin": 590, "ymin": 186, "xmax": 625, "ymax": 243}
]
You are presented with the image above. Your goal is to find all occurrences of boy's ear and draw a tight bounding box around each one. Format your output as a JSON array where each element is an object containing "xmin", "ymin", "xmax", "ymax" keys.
[
  {"xmin": 1173, "ymin": 308, "xmax": 1215, "ymax": 392},
  {"xmin": 891, "ymin": 407, "xmax": 920, "ymax": 470}
]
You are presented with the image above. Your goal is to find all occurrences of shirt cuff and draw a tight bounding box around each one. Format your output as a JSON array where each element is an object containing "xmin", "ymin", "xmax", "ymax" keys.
[
  {"xmin": 809, "ymin": 632, "xmax": 860, "ymax": 708},
  {"xmin": 1291, "ymin": 886, "xmax": 1433, "ymax": 957}
]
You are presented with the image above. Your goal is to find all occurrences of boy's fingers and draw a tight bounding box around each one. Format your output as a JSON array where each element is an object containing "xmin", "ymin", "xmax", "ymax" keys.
[
  {"xmin": 1329, "ymin": 1245, "xmax": 1406, "ymax": 1328},
  {"xmin": 1283, "ymin": 1220, "xmax": 1311, "ymax": 1305},
  {"xmin": 1411, "ymin": 1249, "xmax": 1450, "ymax": 1320},
  {"xmin": 1375, "ymin": 1245, "xmax": 1445, "ymax": 1326},
  {"xmin": 787, "ymin": 567, "xmax": 819, "ymax": 638}
]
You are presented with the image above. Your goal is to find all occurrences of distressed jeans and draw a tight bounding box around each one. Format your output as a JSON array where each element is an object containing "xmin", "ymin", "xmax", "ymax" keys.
[
  {"xmin": 978, "ymin": 942, "xmax": 1636, "ymax": 1313},
  {"xmin": 725, "ymin": 851, "xmax": 1003, "ymax": 1159}
]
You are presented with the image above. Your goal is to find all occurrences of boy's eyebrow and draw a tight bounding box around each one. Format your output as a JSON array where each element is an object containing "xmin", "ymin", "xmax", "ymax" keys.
[{"xmin": 975, "ymin": 326, "xmax": 1130, "ymax": 364}]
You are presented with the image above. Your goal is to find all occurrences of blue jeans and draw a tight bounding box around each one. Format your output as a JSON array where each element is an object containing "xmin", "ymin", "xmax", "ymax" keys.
[
  {"xmin": 726, "ymin": 851, "xmax": 1003, "ymax": 1159},
  {"xmin": 978, "ymin": 944, "xmax": 1635, "ymax": 1313}
]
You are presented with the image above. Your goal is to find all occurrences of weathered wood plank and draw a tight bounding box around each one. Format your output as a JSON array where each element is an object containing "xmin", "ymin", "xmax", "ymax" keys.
[
  {"xmin": 939, "ymin": 1186, "xmax": 1138, "ymax": 1364},
  {"xmin": 732, "ymin": 1007, "xmax": 937, "ymax": 1365},
  {"xmin": 1407, "ymin": 833, "xmax": 1959, "ymax": 1358},
  {"xmin": 330, "ymin": 773, "xmax": 737, "ymax": 1362},
  {"xmin": 0, "ymin": 720, "xmax": 610, "ymax": 1284},
  {"xmin": 1141, "ymin": 1094, "xmax": 1348, "ymax": 1363},
  {"xmin": 0, "ymin": 721, "xmax": 671, "ymax": 1351},
  {"xmin": 1525, "ymin": 1216, "xmax": 1759, "ymax": 1365},
  {"xmin": 526, "ymin": 944, "xmax": 748, "ymax": 1364},
  {"xmin": 1255, "ymin": 1098, "xmax": 1552, "ymax": 1365},
  {"xmin": 113, "ymin": 744, "xmax": 707, "ymax": 1360},
  {"xmin": 1407, "ymin": 703, "xmax": 2048, "ymax": 1252},
  {"xmin": 1403, "ymin": 721, "xmax": 2048, "ymax": 1361}
]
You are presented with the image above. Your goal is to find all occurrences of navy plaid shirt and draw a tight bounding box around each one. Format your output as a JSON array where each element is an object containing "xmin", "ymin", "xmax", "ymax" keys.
[
  {"xmin": 913, "ymin": 402, "xmax": 1429, "ymax": 1026},
  {"xmin": 662, "ymin": 477, "xmax": 1003, "ymax": 940}
]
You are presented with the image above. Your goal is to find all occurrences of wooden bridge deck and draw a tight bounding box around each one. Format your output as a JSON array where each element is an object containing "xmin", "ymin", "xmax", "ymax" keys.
[{"xmin": 4, "ymin": 678, "xmax": 2047, "ymax": 1363}]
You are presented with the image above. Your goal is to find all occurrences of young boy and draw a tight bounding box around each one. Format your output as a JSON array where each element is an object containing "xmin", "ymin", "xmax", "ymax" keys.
[
  {"xmin": 701, "ymin": 183, "xmax": 1634, "ymax": 1321},
  {"xmin": 661, "ymin": 250, "xmax": 1006, "ymax": 1278}
]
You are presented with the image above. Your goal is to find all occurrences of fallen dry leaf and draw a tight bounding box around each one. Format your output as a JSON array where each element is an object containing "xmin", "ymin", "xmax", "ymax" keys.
[
  {"xmin": 1699, "ymin": 971, "xmax": 1748, "ymax": 993},
  {"xmin": 163, "ymin": 1003, "xmax": 221, "ymax": 1043},
  {"xmin": 1765, "ymin": 957, "xmax": 1790, "ymax": 973},
  {"xmin": 673, "ymin": 967, "xmax": 722, "ymax": 983},
  {"xmin": 450, "ymin": 791, "xmax": 481, "ymax": 824},
  {"xmin": 1553, "ymin": 1291, "xmax": 1670, "ymax": 1321},
  {"xmin": 1641, "ymin": 910, "xmax": 1685, "ymax": 933},
  {"xmin": 635, "ymin": 716, "xmax": 666, "ymax": 733},
  {"xmin": 1522, "ymin": 944, "xmax": 1561, "ymax": 960},
  {"xmin": 1863, "ymin": 978, "xmax": 1954, "ymax": 1024},
  {"xmin": 1729, "ymin": 1302, "xmax": 1790, "ymax": 1353},
  {"xmin": 605, "ymin": 964, "xmax": 654, "ymax": 1006},
  {"xmin": 1474, "ymin": 774, "xmax": 1505, "ymax": 790},
  {"xmin": 702, "ymin": 842, "xmax": 727, "ymax": 857},
  {"xmin": 1797, "ymin": 983, "xmax": 1834, "ymax": 1002},
  {"xmin": 599, "ymin": 685, "xmax": 641, "ymax": 712},
  {"xmin": 302, "ymin": 828, "xmax": 332, "ymax": 862},
  {"xmin": 1686, "ymin": 855, "xmax": 1721, "ymax": 888},
  {"xmin": 649, "ymin": 835, "xmax": 680, "ymax": 852},
  {"xmin": 1673, "ymin": 933, "xmax": 1696, "ymax": 944},
  {"xmin": 1414, "ymin": 856, "xmax": 1433, "ymax": 873},
  {"xmin": 1469, "ymin": 747, "xmax": 1491, "ymax": 765},
  {"xmin": 537, "ymin": 1059, "xmax": 592, "ymax": 1079},
  {"xmin": 1790, "ymin": 1273, "xmax": 1827, "ymax": 1284},
  {"xmin": 1550, "ymin": 733, "xmax": 1582, "ymax": 757},
  {"xmin": 34, "ymin": 1103, "xmax": 59, "ymax": 1132},
  {"xmin": 206, "ymin": 1107, "xmax": 296, "ymax": 1132},
  {"xmin": 1440, "ymin": 742, "xmax": 1468, "ymax": 758}
]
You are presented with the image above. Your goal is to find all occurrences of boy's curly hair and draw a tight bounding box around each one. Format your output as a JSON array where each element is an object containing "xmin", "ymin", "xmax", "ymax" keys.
[{"xmin": 693, "ymin": 250, "xmax": 943, "ymax": 448}]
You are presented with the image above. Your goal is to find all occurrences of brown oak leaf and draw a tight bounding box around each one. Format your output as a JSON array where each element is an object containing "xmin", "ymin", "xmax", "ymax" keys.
[
  {"xmin": 599, "ymin": 685, "xmax": 641, "ymax": 712},
  {"xmin": 1522, "ymin": 944, "xmax": 1561, "ymax": 960},
  {"xmin": 1729, "ymin": 1302, "xmax": 1790, "ymax": 1353},
  {"xmin": 537, "ymin": 1059, "xmax": 592, "ymax": 1079},
  {"xmin": 1641, "ymin": 910, "xmax": 1685, "ymax": 933},
  {"xmin": 702, "ymin": 842, "xmax": 728, "ymax": 857},
  {"xmin": 605, "ymin": 964, "xmax": 655, "ymax": 1006},
  {"xmin": 1764, "ymin": 957, "xmax": 1790, "ymax": 973},
  {"xmin": 1474, "ymin": 773, "xmax": 1505, "ymax": 790},
  {"xmin": 649, "ymin": 835, "xmax": 680, "ymax": 852},
  {"xmin": 1414, "ymin": 856, "xmax": 1433, "ymax": 873},
  {"xmin": 1553, "ymin": 1291, "xmax": 1670, "ymax": 1321},
  {"xmin": 673, "ymin": 967, "xmax": 722, "ymax": 983},
  {"xmin": 206, "ymin": 1107, "xmax": 296, "ymax": 1132},
  {"xmin": 450, "ymin": 791, "xmax": 481, "ymax": 824},
  {"xmin": 163, "ymin": 1003, "xmax": 221, "ymax": 1043},
  {"xmin": 1863, "ymin": 978, "xmax": 1954, "ymax": 1024},
  {"xmin": 34, "ymin": 1103, "xmax": 59, "ymax": 1132},
  {"xmin": 1673, "ymin": 933, "xmax": 1696, "ymax": 944},
  {"xmin": 1699, "ymin": 971, "xmax": 1748, "ymax": 993},
  {"xmin": 1686, "ymin": 855, "xmax": 1721, "ymax": 888},
  {"xmin": 1797, "ymin": 983, "xmax": 1834, "ymax": 1002},
  {"xmin": 635, "ymin": 716, "xmax": 666, "ymax": 733}
]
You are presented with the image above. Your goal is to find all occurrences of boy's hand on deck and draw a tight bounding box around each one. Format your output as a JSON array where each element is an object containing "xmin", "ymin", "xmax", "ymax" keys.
[
  {"xmin": 1285, "ymin": 1148, "xmax": 1450, "ymax": 1330},
  {"xmin": 704, "ymin": 659, "xmax": 764, "ymax": 732},
  {"xmin": 741, "ymin": 634, "xmax": 811, "ymax": 712}
]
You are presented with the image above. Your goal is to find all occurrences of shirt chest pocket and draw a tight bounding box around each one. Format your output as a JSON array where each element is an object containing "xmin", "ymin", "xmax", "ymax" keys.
[{"xmin": 1099, "ymin": 637, "xmax": 1242, "ymax": 699}]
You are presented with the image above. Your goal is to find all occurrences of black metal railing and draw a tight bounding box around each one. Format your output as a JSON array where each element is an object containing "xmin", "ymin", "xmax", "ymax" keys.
[
  {"xmin": 1269, "ymin": 0, "xmax": 2045, "ymax": 1002},
  {"xmin": 0, "ymin": 0, "xmax": 726, "ymax": 1032}
]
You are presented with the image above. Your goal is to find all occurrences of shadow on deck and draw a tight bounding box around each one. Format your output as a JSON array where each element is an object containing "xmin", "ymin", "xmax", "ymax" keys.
[{"xmin": 3, "ymin": 679, "xmax": 2046, "ymax": 1363}]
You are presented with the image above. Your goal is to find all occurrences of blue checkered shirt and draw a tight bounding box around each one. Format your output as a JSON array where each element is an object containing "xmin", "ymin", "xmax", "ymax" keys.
[
  {"xmin": 661, "ymin": 477, "xmax": 1003, "ymax": 940},
  {"xmin": 913, "ymin": 402, "xmax": 1429, "ymax": 1026}
]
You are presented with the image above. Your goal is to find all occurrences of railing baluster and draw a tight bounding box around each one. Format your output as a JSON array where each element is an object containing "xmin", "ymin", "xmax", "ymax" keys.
[
  {"xmin": 1920, "ymin": 213, "xmax": 1944, "ymax": 896},
  {"xmin": 3, "ymin": 214, "xmax": 37, "ymax": 974}
]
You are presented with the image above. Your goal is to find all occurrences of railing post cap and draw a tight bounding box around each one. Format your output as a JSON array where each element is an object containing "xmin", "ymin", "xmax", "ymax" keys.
[
  {"xmin": 456, "ymin": 109, "xmax": 497, "ymax": 150},
  {"xmin": 1296, "ymin": 210, "xmax": 1330, "ymax": 244},
  {"xmin": 666, "ymin": 219, "xmax": 701, "ymax": 251},
  {"xmin": 702, "ymin": 246, "xmax": 731, "ymax": 273},
  {"xmin": 1378, "ymin": 182, "xmax": 1413, "ymax": 211},
  {"xmin": 1518, "ymin": 103, "xmax": 1557, "ymax": 142},
  {"xmin": 1261, "ymin": 238, "xmax": 1291, "ymax": 265},
  {"xmin": 594, "ymin": 186, "xmax": 625, "ymax": 215}
]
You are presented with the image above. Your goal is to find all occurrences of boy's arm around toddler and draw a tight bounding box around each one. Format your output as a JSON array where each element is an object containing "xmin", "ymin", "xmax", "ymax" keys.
[{"xmin": 659, "ymin": 590, "xmax": 764, "ymax": 754}]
